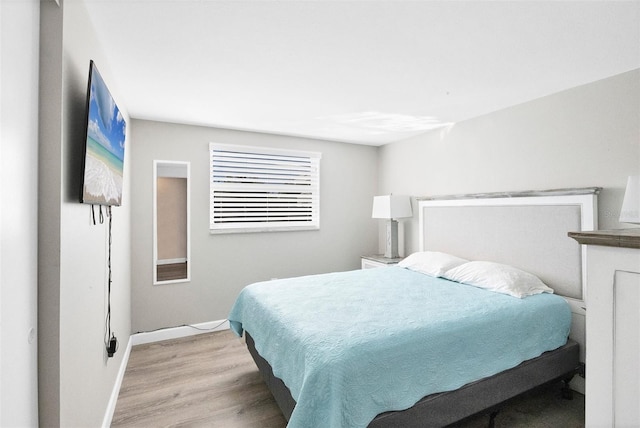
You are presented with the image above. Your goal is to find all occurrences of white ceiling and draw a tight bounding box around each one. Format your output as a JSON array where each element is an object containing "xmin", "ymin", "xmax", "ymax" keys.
[{"xmin": 84, "ymin": 0, "xmax": 640, "ymax": 145}]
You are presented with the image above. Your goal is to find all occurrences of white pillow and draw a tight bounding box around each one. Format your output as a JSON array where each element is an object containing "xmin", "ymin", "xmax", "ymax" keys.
[
  {"xmin": 443, "ymin": 261, "xmax": 554, "ymax": 298},
  {"xmin": 398, "ymin": 251, "xmax": 468, "ymax": 277}
]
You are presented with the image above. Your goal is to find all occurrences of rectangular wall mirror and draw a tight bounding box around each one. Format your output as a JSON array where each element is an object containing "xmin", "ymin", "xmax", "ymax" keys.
[{"xmin": 153, "ymin": 160, "xmax": 190, "ymax": 285}]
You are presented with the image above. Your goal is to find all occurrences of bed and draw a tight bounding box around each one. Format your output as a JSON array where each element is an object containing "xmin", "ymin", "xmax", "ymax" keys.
[{"xmin": 228, "ymin": 188, "xmax": 599, "ymax": 427}]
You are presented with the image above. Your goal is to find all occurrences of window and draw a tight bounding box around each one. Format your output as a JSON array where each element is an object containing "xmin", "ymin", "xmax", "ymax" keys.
[{"xmin": 209, "ymin": 143, "xmax": 321, "ymax": 233}]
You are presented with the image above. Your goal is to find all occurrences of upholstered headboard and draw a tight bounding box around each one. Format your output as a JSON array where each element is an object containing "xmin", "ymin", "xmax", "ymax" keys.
[{"xmin": 417, "ymin": 188, "xmax": 599, "ymax": 333}]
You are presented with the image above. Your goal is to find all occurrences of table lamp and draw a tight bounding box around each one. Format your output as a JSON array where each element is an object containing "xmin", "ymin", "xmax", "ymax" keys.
[{"xmin": 372, "ymin": 194, "xmax": 412, "ymax": 258}]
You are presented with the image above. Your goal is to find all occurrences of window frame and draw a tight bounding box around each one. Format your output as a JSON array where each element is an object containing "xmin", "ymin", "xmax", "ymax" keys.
[{"xmin": 209, "ymin": 143, "xmax": 321, "ymax": 234}]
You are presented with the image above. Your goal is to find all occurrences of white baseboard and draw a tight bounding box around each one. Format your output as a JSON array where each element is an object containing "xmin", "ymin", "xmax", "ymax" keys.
[
  {"xmin": 131, "ymin": 319, "xmax": 230, "ymax": 346},
  {"xmin": 156, "ymin": 258, "xmax": 187, "ymax": 265},
  {"xmin": 102, "ymin": 335, "xmax": 133, "ymax": 428},
  {"xmin": 101, "ymin": 319, "xmax": 229, "ymax": 427}
]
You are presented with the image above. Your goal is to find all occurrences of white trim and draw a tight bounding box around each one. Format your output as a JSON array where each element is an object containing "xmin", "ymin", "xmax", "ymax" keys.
[
  {"xmin": 131, "ymin": 319, "xmax": 230, "ymax": 346},
  {"xmin": 209, "ymin": 224, "xmax": 319, "ymax": 234},
  {"xmin": 210, "ymin": 142, "xmax": 321, "ymax": 160},
  {"xmin": 101, "ymin": 336, "xmax": 133, "ymax": 428},
  {"xmin": 156, "ymin": 258, "xmax": 187, "ymax": 265},
  {"xmin": 151, "ymin": 277, "xmax": 190, "ymax": 286},
  {"xmin": 153, "ymin": 160, "xmax": 191, "ymax": 285}
]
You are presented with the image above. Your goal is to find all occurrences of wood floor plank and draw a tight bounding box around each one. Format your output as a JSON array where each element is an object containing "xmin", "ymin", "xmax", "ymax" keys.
[
  {"xmin": 112, "ymin": 330, "xmax": 286, "ymax": 427},
  {"xmin": 111, "ymin": 330, "xmax": 584, "ymax": 427}
]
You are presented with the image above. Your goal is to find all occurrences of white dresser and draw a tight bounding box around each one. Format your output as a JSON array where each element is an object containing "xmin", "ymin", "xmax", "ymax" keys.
[{"xmin": 569, "ymin": 229, "xmax": 640, "ymax": 427}]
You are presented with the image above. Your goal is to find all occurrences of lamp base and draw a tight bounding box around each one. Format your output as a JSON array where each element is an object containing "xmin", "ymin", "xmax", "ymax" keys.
[{"xmin": 384, "ymin": 219, "xmax": 399, "ymax": 259}]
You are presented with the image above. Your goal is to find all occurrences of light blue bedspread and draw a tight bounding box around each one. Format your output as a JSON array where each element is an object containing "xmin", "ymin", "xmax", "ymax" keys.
[{"xmin": 228, "ymin": 267, "xmax": 571, "ymax": 428}]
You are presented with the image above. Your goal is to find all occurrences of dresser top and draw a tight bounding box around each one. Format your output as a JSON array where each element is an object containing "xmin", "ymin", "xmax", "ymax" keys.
[{"xmin": 568, "ymin": 228, "xmax": 640, "ymax": 249}]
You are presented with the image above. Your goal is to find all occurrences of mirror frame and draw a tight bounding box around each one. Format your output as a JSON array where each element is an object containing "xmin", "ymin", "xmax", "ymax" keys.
[{"xmin": 153, "ymin": 160, "xmax": 191, "ymax": 285}]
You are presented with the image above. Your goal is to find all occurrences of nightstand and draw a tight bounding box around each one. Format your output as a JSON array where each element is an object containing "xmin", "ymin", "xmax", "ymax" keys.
[{"xmin": 361, "ymin": 254, "xmax": 404, "ymax": 269}]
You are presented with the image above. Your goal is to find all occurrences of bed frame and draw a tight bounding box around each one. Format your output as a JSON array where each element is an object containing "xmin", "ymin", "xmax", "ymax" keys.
[
  {"xmin": 244, "ymin": 188, "xmax": 599, "ymax": 427},
  {"xmin": 247, "ymin": 333, "xmax": 580, "ymax": 427}
]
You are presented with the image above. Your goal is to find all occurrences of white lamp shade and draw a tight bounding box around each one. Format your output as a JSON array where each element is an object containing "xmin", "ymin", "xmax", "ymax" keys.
[
  {"xmin": 620, "ymin": 175, "xmax": 640, "ymax": 224},
  {"xmin": 372, "ymin": 195, "xmax": 412, "ymax": 219}
]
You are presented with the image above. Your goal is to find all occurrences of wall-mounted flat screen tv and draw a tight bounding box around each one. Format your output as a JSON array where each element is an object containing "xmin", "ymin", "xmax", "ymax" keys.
[{"xmin": 80, "ymin": 60, "xmax": 126, "ymax": 206}]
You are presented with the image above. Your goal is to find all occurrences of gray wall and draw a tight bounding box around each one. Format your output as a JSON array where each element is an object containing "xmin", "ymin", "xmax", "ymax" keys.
[
  {"xmin": 378, "ymin": 70, "xmax": 640, "ymax": 255},
  {"xmin": 130, "ymin": 120, "xmax": 379, "ymax": 333},
  {"xmin": 39, "ymin": 1, "xmax": 132, "ymax": 426},
  {"xmin": 0, "ymin": 0, "xmax": 40, "ymax": 425}
]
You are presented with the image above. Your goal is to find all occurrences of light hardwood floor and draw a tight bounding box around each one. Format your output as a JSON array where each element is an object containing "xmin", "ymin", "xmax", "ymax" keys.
[
  {"xmin": 112, "ymin": 330, "xmax": 286, "ymax": 427},
  {"xmin": 112, "ymin": 330, "xmax": 584, "ymax": 427}
]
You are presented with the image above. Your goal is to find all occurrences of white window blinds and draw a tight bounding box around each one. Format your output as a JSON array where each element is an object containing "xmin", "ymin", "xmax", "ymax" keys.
[{"xmin": 209, "ymin": 143, "xmax": 321, "ymax": 233}]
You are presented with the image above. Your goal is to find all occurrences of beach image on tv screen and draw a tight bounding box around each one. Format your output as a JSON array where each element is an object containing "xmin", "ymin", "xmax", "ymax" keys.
[{"xmin": 82, "ymin": 64, "xmax": 126, "ymax": 206}]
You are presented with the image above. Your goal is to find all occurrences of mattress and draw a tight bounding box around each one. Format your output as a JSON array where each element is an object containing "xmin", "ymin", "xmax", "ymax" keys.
[{"xmin": 228, "ymin": 267, "xmax": 572, "ymax": 428}]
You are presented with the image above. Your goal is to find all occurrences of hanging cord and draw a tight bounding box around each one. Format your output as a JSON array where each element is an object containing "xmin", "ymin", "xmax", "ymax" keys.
[
  {"xmin": 90, "ymin": 205, "xmax": 106, "ymax": 225},
  {"xmin": 105, "ymin": 206, "xmax": 118, "ymax": 357},
  {"xmin": 90, "ymin": 204, "xmax": 117, "ymax": 356}
]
